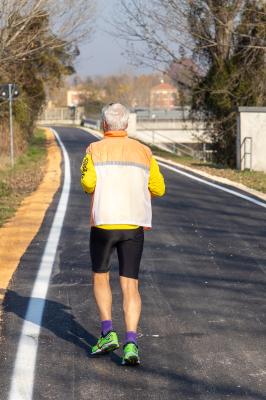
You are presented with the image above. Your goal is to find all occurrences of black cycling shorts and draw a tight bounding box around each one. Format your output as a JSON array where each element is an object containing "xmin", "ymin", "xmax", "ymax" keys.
[{"xmin": 90, "ymin": 227, "xmax": 144, "ymax": 279}]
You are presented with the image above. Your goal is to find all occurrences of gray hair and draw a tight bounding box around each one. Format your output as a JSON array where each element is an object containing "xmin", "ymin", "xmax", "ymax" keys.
[{"xmin": 102, "ymin": 103, "xmax": 130, "ymax": 131}]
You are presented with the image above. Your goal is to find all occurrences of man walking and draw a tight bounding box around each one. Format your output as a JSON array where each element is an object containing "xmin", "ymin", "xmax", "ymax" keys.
[{"xmin": 80, "ymin": 103, "xmax": 165, "ymax": 365}]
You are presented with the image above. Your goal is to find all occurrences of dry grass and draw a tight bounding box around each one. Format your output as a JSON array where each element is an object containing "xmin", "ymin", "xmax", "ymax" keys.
[{"xmin": 0, "ymin": 129, "xmax": 47, "ymax": 227}]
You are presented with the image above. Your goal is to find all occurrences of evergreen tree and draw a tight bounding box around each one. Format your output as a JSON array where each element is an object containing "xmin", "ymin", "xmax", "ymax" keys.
[{"xmin": 191, "ymin": 1, "xmax": 266, "ymax": 166}]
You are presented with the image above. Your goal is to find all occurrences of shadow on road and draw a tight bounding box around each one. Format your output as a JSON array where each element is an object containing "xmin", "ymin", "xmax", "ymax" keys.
[
  {"xmin": 3, "ymin": 290, "xmax": 266, "ymax": 399},
  {"xmin": 3, "ymin": 290, "xmax": 121, "ymax": 364}
]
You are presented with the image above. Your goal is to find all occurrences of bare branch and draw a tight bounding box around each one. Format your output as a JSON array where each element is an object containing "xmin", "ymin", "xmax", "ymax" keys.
[
  {"xmin": 0, "ymin": 0, "xmax": 96, "ymax": 69},
  {"xmin": 113, "ymin": 0, "xmax": 266, "ymax": 71}
]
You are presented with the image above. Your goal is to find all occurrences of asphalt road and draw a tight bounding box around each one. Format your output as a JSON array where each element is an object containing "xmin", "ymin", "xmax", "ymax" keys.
[{"xmin": 0, "ymin": 126, "xmax": 266, "ymax": 400}]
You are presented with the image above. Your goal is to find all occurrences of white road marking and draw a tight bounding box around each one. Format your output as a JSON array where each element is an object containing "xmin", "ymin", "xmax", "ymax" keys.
[
  {"xmin": 158, "ymin": 161, "xmax": 266, "ymax": 209},
  {"xmin": 9, "ymin": 129, "xmax": 71, "ymax": 400}
]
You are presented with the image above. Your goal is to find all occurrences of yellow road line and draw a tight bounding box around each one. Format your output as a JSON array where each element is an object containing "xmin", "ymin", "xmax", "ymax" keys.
[{"xmin": 0, "ymin": 128, "xmax": 61, "ymax": 302}]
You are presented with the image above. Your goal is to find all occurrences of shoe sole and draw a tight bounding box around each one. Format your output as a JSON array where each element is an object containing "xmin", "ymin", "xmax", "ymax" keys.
[
  {"xmin": 122, "ymin": 355, "xmax": 140, "ymax": 366},
  {"xmin": 91, "ymin": 343, "xmax": 119, "ymax": 355}
]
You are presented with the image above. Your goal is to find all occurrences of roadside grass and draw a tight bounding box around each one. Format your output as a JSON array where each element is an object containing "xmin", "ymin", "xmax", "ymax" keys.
[
  {"xmin": 150, "ymin": 145, "xmax": 266, "ymax": 195},
  {"xmin": 0, "ymin": 128, "xmax": 47, "ymax": 227}
]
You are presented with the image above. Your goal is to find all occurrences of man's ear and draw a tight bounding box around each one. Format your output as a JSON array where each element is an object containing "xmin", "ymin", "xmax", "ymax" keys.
[{"xmin": 103, "ymin": 120, "xmax": 108, "ymax": 131}]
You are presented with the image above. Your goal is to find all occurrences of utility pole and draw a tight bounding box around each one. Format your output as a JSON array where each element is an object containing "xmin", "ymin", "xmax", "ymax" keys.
[
  {"xmin": 8, "ymin": 84, "xmax": 14, "ymax": 167},
  {"xmin": 0, "ymin": 83, "xmax": 20, "ymax": 167}
]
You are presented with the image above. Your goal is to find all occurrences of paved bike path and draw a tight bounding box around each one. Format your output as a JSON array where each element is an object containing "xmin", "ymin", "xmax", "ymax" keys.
[{"xmin": 0, "ymin": 126, "xmax": 265, "ymax": 399}]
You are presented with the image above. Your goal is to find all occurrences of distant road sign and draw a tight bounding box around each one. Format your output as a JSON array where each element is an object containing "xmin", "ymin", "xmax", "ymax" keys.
[
  {"xmin": 0, "ymin": 83, "xmax": 20, "ymax": 167},
  {"xmin": 0, "ymin": 84, "xmax": 19, "ymax": 100}
]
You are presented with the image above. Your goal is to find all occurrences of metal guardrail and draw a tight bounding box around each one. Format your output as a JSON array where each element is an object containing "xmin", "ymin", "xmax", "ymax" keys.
[
  {"xmin": 38, "ymin": 108, "xmax": 212, "ymax": 162},
  {"xmin": 148, "ymin": 130, "xmax": 196, "ymax": 157},
  {"xmin": 138, "ymin": 129, "xmax": 213, "ymax": 161},
  {"xmin": 80, "ymin": 121, "xmax": 210, "ymax": 161},
  {"xmin": 81, "ymin": 118, "xmax": 101, "ymax": 130},
  {"xmin": 136, "ymin": 107, "xmax": 191, "ymax": 121},
  {"xmin": 136, "ymin": 115, "xmax": 215, "ymax": 160},
  {"xmin": 135, "ymin": 107, "xmax": 206, "ymax": 122},
  {"xmin": 80, "ymin": 116, "xmax": 201, "ymax": 159}
]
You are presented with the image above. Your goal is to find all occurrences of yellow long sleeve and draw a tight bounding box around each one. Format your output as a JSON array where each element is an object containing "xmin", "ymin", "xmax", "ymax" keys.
[
  {"xmin": 80, "ymin": 154, "xmax": 165, "ymax": 229},
  {"xmin": 80, "ymin": 154, "xmax": 97, "ymax": 193},
  {"xmin": 148, "ymin": 157, "xmax": 165, "ymax": 197}
]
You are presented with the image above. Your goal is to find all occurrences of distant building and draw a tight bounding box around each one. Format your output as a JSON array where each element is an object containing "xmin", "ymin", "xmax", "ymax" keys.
[
  {"xmin": 45, "ymin": 86, "xmax": 90, "ymax": 109},
  {"xmin": 67, "ymin": 88, "xmax": 106, "ymax": 107},
  {"xmin": 67, "ymin": 90, "xmax": 87, "ymax": 107},
  {"xmin": 150, "ymin": 80, "xmax": 179, "ymax": 109}
]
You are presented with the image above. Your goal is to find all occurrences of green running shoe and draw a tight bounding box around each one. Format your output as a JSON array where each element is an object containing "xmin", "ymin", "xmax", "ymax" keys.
[
  {"xmin": 91, "ymin": 331, "xmax": 119, "ymax": 355},
  {"xmin": 122, "ymin": 342, "xmax": 140, "ymax": 366}
]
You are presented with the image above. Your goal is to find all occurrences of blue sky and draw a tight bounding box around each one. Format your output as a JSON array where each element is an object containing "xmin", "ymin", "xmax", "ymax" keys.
[
  {"xmin": 74, "ymin": 0, "xmax": 151, "ymax": 78},
  {"xmin": 75, "ymin": 0, "xmax": 130, "ymax": 77}
]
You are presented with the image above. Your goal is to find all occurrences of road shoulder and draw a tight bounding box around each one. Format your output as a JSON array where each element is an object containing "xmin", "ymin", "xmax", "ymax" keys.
[
  {"xmin": 0, "ymin": 128, "xmax": 61, "ymax": 306},
  {"xmin": 156, "ymin": 155, "xmax": 266, "ymax": 202}
]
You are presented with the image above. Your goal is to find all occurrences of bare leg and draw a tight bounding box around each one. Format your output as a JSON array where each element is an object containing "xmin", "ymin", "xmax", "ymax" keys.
[
  {"xmin": 120, "ymin": 276, "xmax": 141, "ymax": 332},
  {"xmin": 93, "ymin": 272, "xmax": 112, "ymax": 321}
]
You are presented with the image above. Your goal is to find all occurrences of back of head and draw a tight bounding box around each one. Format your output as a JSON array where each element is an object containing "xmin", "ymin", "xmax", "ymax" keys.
[{"xmin": 102, "ymin": 103, "xmax": 130, "ymax": 131}]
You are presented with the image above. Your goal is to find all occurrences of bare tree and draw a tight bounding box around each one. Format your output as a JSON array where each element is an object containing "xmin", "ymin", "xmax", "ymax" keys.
[
  {"xmin": 0, "ymin": 0, "xmax": 96, "ymax": 69},
  {"xmin": 114, "ymin": 0, "xmax": 192, "ymax": 72},
  {"xmin": 0, "ymin": 0, "xmax": 96, "ymax": 157},
  {"xmin": 115, "ymin": 0, "xmax": 266, "ymax": 76},
  {"xmin": 114, "ymin": 1, "xmax": 266, "ymax": 166}
]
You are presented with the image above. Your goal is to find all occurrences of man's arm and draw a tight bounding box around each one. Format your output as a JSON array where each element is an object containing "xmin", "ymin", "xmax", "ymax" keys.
[
  {"xmin": 80, "ymin": 154, "xmax": 97, "ymax": 194},
  {"xmin": 148, "ymin": 157, "xmax": 165, "ymax": 197}
]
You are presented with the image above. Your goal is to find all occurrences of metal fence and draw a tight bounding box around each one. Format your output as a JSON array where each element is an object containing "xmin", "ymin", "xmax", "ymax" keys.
[
  {"xmin": 136, "ymin": 107, "xmax": 191, "ymax": 121},
  {"xmin": 135, "ymin": 129, "xmax": 213, "ymax": 161},
  {"xmin": 39, "ymin": 108, "xmax": 74, "ymax": 120},
  {"xmin": 38, "ymin": 107, "xmax": 213, "ymax": 162}
]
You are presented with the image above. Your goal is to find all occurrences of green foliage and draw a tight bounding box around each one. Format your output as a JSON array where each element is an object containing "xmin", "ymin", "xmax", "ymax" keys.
[
  {"xmin": 0, "ymin": 10, "xmax": 77, "ymax": 157},
  {"xmin": 191, "ymin": 1, "xmax": 266, "ymax": 167},
  {"xmin": 0, "ymin": 181, "xmax": 11, "ymax": 197},
  {"xmin": 82, "ymin": 99, "xmax": 105, "ymax": 117}
]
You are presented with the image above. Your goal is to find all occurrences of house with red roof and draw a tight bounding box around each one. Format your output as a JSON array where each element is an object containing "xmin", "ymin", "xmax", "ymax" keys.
[{"xmin": 150, "ymin": 80, "xmax": 179, "ymax": 110}]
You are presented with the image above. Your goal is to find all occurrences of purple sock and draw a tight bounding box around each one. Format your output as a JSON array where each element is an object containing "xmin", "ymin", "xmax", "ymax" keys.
[
  {"xmin": 101, "ymin": 320, "xmax": 113, "ymax": 335},
  {"xmin": 125, "ymin": 331, "xmax": 137, "ymax": 345}
]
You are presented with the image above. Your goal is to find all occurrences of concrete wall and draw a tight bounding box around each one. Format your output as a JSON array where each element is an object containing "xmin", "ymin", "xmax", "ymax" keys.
[
  {"xmin": 135, "ymin": 119, "xmax": 208, "ymax": 144},
  {"xmin": 127, "ymin": 113, "xmax": 137, "ymax": 137},
  {"xmin": 132, "ymin": 129, "xmax": 206, "ymax": 144},
  {"xmin": 237, "ymin": 107, "xmax": 266, "ymax": 172},
  {"xmin": 38, "ymin": 107, "xmax": 83, "ymax": 126},
  {"xmin": 38, "ymin": 119, "xmax": 81, "ymax": 126},
  {"xmin": 136, "ymin": 119, "xmax": 204, "ymax": 130},
  {"xmin": 38, "ymin": 108, "xmax": 208, "ymax": 148}
]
